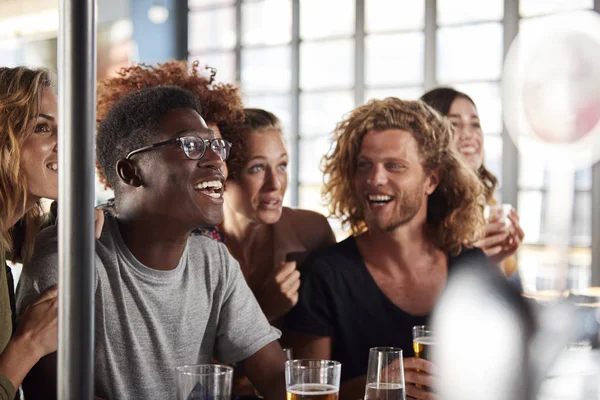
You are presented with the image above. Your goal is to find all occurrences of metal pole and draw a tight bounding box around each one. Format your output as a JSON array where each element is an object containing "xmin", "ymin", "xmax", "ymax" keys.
[
  {"xmin": 57, "ymin": 0, "xmax": 96, "ymax": 398},
  {"xmin": 290, "ymin": 0, "xmax": 300, "ymax": 207},
  {"xmin": 502, "ymin": 0, "xmax": 520, "ymax": 208},
  {"xmin": 423, "ymin": 0, "xmax": 437, "ymax": 91},
  {"xmin": 354, "ymin": 0, "xmax": 365, "ymax": 107}
]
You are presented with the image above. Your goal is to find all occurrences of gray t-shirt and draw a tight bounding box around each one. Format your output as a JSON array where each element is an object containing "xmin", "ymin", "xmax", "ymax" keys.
[{"xmin": 16, "ymin": 215, "xmax": 280, "ymax": 400}]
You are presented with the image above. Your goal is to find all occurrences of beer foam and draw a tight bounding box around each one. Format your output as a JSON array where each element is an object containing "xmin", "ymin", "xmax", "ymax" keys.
[
  {"xmin": 414, "ymin": 336, "xmax": 436, "ymax": 345},
  {"xmin": 287, "ymin": 383, "xmax": 339, "ymax": 395}
]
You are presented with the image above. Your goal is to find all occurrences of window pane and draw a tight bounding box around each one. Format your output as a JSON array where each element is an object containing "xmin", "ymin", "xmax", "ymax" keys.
[
  {"xmin": 574, "ymin": 168, "xmax": 592, "ymax": 190},
  {"xmin": 189, "ymin": 52, "xmax": 236, "ymax": 83},
  {"xmin": 437, "ymin": 23, "xmax": 503, "ymax": 83},
  {"xmin": 437, "ymin": 0, "xmax": 503, "ymax": 25},
  {"xmin": 365, "ymin": 87, "xmax": 424, "ymax": 101},
  {"xmin": 243, "ymin": 93, "xmax": 292, "ymax": 134},
  {"xmin": 298, "ymin": 184, "xmax": 328, "ymax": 217},
  {"xmin": 188, "ymin": 8, "xmax": 236, "ymax": 51},
  {"xmin": 242, "ymin": 0, "xmax": 291, "ymax": 46},
  {"xmin": 299, "ymin": 136, "xmax": 331, "ymax": 185},
  {"xmin": 189, "ymin": 0, "xmax": 234, "ymax": 7},
  {"xmin": 572, "ymin": 192, "xmax": 591, "ymax": 247},
  {"xmin": 365, "ymin": 0, "xmax": 425, "ymax": 32},
  {"xmin": 300, "ymin": 0, "xmax": 354, "ymax": 39},
  {"xmin": 483, "ymin": 135, "xmax": 503, "ymax": 188},
  {"xmin": 365, "ymin": 33, "xmax": 424, "ymax": 86},
  {"xmin": 453, "ymin": 82, "xmax": 503, "ymax": 134},
  {"xmin": 518, "ymin": 190, "xmax": 544, "ymax": 244},
  {"xmin": 241, "ymin": 46, "xmax": 291, "ymax": 93},
  {"xmin": 300, "ymin": 39, "xmax": 354, "ymax": 90},
  {"xmin": 518, "ymin": 139, "xmax": 547, "ymax": 189},
  {"xmin": 300, "ymin": 91, "xmax": 354, "ymax": 137},
  {"xmin": 520, "ymin": 0, "xmax": 593, "ymax": 17}
]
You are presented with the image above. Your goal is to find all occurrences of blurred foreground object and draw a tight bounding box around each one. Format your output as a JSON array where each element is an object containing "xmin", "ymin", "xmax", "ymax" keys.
[{"xmin": 503, "ymin": 10, "xmax": 600, "ymax": 170}]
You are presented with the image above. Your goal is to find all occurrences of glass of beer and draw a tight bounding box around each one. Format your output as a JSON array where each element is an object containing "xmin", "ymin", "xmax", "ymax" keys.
[
  {"xmin": 412, "ymin": 325, "xmax": 435, "ymax": 391},
  {"xmin": 412, "ymin": 325, "xmax": 435, "ymax": 361},
  {"xmin": 364, "ymin": 347, "xmax": 405, "ymax": 400},
  {"xmin": 285, "ymin": 359, "xmax": 341, "ymax": 400},
  {"xmin": 175, "ymin": 364, "xmax": 233, "ymax": 400}
]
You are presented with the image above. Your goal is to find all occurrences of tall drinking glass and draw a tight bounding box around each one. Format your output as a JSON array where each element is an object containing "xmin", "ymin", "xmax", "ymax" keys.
[
  {"xmin": 364, "ymin": 347, "xmax": 406, "ymax": 400},
  {"xmin": 285, "ymin": 360, "xmax": 341, "ymax": 400},
  {"xmin": 175, "ymin": 364, "xmax": 233, "ymax": 400},
  {"xmin": 412, "ymin": 325, "xmax": 435, "ymax": 391},
  {"xmin": 412, "ymin": 325, "xmax": 435, "ymax": 361}
]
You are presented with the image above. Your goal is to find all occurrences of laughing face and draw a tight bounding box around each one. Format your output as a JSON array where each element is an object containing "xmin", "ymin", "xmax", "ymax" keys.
[
  {"xmin": 224, "ymin": 129, "xmax": 288, "ymax": 225},
  {"xmin": 447, "ymin": 96, "xmax": 484, "ymax": 170},
  {"xmin": 20, "ymin": 87, "xmax": 59, "ymax": 203},
  {"xmin": 134, "ymin": 108, "xmax": 226, "ymax": 228},
  {"xmin": 353, "ymin": 129, "xmax": 438, "ymax": 232}
]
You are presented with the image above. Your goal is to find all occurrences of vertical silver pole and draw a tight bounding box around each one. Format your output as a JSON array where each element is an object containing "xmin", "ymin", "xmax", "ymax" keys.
[
  {"xmin": 502, "ymin": 0, "xmax": 520, "ymax": 208},
  {"xmin": 423, "ymin": 0, "xmax": 437, "ymax": 91},
  {"xmin": 58, "ymin": 0, "xmax": 96, "ymax": 398},
  {"xmin": 354, "ymin": 0, "xmax": 365, "ymax": 107},
  {"xmin": 290, "ymin": 0, "xmax": 300, "ymax": 207}
]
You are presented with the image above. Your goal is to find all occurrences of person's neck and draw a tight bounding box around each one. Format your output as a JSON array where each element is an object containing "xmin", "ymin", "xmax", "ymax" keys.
[
  {"xmin": 356, "ymin": 214, "xmax": 443, "ymax": 276},
  {"xmin": 6, "ymin": 196, "xmax": 39, "ymax": 230},
  {"xmin": 221, "ymin": 204, "xmax": 272, "ymax": 266},
  {"xmin": 116, "ymin": 209, "xmax": 191, "ymax": 271}
]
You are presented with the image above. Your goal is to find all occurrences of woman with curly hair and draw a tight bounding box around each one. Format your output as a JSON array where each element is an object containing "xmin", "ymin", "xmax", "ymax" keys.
[
  {"xmin": 285, "ymin": 97, "xmax": 489, "ymax": 400},
  {"xmin": 421, "ymin": 87, "xmax": 525, "ymax": 276},
  {"xmin": 0, "ymin": 66, "xmax": 60, "ymax": 400},
  {"xmin": 96, "ymin": 60, "xmax": 245, "ymax": 188}
]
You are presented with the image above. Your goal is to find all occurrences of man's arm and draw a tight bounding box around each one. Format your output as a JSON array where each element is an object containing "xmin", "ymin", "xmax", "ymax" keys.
[{"xmin": 238, "ymin": 341, "xmax": 287, "ymax": 400}]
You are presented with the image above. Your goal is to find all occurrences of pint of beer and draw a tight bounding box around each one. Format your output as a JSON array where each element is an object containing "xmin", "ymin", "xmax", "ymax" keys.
[{"xmin": 285, "ymin": 360, "xmax": 341, "ymax": 400}]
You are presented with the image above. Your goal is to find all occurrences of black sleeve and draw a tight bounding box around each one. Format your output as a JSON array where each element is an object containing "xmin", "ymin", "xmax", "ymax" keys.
[{"xmin": 285, "ymin": 257, "xmax": 336, "ymax": 337}]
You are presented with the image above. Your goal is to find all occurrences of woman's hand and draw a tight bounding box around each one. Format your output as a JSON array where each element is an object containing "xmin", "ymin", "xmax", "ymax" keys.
[
  {"xmin": 474, "ymin": 209, "xmax": 524, "ymax": 266},
  {"xmin": 14, "ymin": 285, "xmax": 59, "ymax": 360},
  {"xmin": 404, "ymin": 357, "xmax": 437, "ymax": 400},
  {"xmin": 257, "ymin": 261, "xmax": 301, "ymax": 322},
  {"xmin": 94, "ymin": 207, "xmax": 105, "ymax": 239}
]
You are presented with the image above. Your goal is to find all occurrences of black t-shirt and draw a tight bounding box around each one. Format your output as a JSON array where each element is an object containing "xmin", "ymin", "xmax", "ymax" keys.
[{"xmin": 285, "ymin": 236, "xmax": 489, "ymax": 382}]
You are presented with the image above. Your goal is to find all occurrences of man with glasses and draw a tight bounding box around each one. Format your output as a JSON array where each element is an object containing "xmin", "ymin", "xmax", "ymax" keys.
[{"xmin": 16, "ymin": 86, "xmax": 287, "ymax": 400}]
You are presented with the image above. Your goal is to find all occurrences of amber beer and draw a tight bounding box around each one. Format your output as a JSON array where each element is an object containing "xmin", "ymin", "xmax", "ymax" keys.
[
  {"xmin": 412, "ymin": 336, "xmax": 435, "ymax": 361},
  {"xmin": 286, "ymin": 384, "xmax": 339, "ymax": 400}
]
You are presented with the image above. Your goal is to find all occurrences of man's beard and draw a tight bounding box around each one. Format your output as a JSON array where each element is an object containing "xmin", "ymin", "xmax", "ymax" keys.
[{"xmin": 364, "ymin": 183, "xmax": 425, "ymax": 232}]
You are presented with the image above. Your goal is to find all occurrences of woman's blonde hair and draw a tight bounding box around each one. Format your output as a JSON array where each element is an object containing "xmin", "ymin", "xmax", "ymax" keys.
[
  {"xmin": 322, "ymin": 97, "xmax": 486, "ymax": 254},
  {"xmin": 0, "ymin": 66, "xmax": 55, "ymax": 262}
]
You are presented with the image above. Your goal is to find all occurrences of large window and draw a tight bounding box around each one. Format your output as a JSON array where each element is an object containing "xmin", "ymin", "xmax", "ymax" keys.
[{"xmin": 188, "ymin": 0, "xmax": 598, "ymax": 269}]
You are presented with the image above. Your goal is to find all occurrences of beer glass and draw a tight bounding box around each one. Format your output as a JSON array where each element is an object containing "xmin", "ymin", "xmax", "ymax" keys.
[
  {"xmin": 364, "ymin": 347, "xmax": 406, "ymax": 400},
  {"xmin": 285, "ymin": 360, "xmax": 341, "ymax": 400},
  {"xmin": 412, "ymin": 325, "xmax": 435, "ymax": 391},
  {"xmin": 412, "ymin": 325, "xmax": 435, "ymax": 361},
  {"xmin": 175, "ymin": 364, "xmax": 233, "ymax": 400}
]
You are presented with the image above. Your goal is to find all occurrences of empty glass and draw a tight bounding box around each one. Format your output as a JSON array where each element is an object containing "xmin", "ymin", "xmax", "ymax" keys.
[
  {"xmin": 175, "ymin": 364, "xmax": 233, "ymax": 400},
  {"xmin": 364, "ymin": 347, "xmax": 406, "ymax": 400}
]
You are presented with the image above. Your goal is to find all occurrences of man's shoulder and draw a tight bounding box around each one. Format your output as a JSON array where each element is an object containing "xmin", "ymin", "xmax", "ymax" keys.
[{"xmin": 302, "ymin": 236, "xmax": 359, "ymax": 273}]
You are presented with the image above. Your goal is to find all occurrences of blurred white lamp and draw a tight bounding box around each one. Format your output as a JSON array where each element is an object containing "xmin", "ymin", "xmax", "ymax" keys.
[{"xmin": 148, "ymin": 2, "xmax": 169, "ymax": 24}]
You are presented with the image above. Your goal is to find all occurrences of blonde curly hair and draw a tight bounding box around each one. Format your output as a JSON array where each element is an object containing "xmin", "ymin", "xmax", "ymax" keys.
[{"xmin": 322, "ymin": 97, "xmax": 486, "ymax": 254}]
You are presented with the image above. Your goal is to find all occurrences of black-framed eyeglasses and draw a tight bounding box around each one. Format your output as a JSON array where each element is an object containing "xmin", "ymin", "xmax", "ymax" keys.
[{"xmin": 125, "ymin": 136, "xmax": 232, "ymax": 161}]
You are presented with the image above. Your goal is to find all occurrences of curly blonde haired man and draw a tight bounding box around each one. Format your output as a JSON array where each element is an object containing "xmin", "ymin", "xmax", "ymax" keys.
[{"xmin": 286, "ymin": 97, "xmax": 489, "ymax": 400}]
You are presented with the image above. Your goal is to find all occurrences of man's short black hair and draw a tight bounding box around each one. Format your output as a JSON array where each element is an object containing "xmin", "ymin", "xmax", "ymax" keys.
[{"xmin": 96, "ymin": 85, "xmax": 202, "ymax": 190}]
